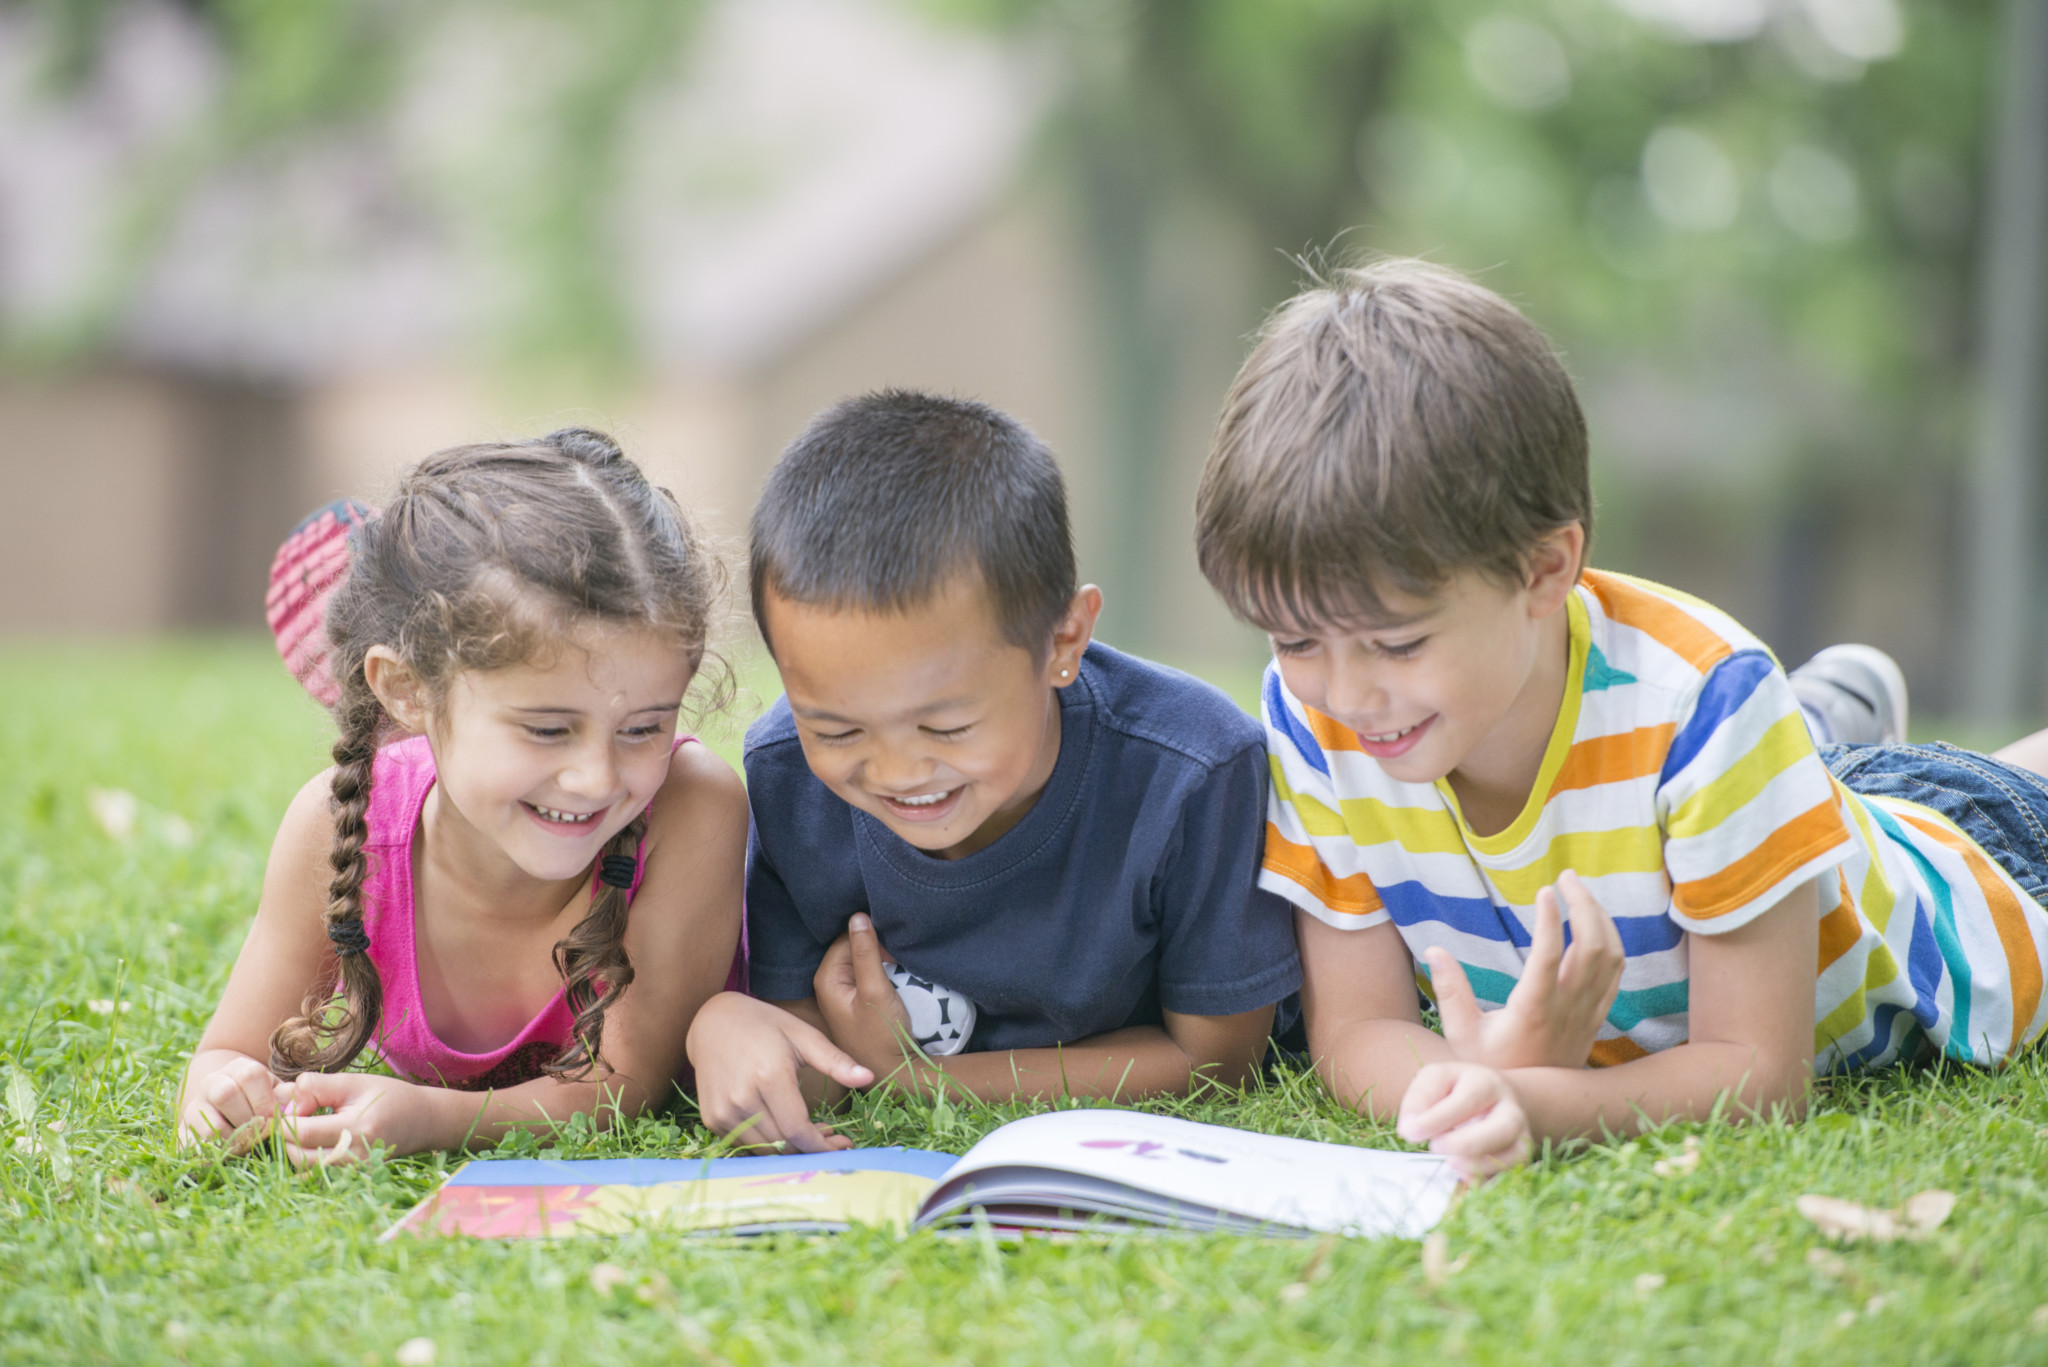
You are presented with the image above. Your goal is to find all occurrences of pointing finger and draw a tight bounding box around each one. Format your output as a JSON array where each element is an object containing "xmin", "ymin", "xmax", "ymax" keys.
[
  {"xmin": 1424, "ymin": 948, "xmax": 1483, "ymax": 1050},
  {"xmin": 1525, "ymin": 888, "xmax": 1564, "ymax": 991},
  {"xmin": 788, "ymin": 1015, "xmax": 876, "ymax": 1091}
]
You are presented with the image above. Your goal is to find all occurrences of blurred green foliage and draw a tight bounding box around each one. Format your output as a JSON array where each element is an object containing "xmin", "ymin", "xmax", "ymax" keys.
[
  {"xmin": 938, "ymin": 0, "xmax": 1991, "ymax": 439},
  {"xmin": 6, "ymin": 0, "xmax": 702, "ymax": 371}
]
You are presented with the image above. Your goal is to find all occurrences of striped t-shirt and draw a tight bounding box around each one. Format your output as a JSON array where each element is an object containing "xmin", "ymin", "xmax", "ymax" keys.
[{"xmin": 1261, "ymin": 569, "xmax": 2048, "ymax": 1072}]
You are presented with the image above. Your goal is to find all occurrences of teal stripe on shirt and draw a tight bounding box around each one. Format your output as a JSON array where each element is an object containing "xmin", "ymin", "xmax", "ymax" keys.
[{"xmin": 1866, "ymin": 802, "xmax": 1972, "ymax": 1058}]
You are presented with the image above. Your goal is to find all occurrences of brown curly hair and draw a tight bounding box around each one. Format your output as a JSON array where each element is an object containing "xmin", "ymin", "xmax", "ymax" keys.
[{"xmin": 269, "ymin": 428, "xmax": 730, "ymax": 1082}]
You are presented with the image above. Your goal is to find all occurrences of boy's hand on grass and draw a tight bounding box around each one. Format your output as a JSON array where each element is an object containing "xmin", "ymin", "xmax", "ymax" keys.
[
  {"xmin": 687, "ymin": 992, "xmax": 873, "ymax": 1153},
  {"xmin": 814, "ymin": 914, "xmax": 916, "ymax": 1081},
  {"xmin": 177, "ymin": 1054, "xmax": 282, "ymax": 1149},
  {"xmin": 1427, "ymin": 869, "xmax": 1623, "ymax": 1072},
  {"xmin": 1396, "ymin": 1061, "xmax": 1533, "ymax": 1182}
]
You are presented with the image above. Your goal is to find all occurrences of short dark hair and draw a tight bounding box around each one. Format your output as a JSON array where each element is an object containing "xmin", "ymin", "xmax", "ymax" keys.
[
  {"xmin": 750, "ymin": 390, "xmax": 1077, "ymax": 654},
  {"xmin": 1195, "ymin": 259, "xmax": 1590, "ymax": 629}
]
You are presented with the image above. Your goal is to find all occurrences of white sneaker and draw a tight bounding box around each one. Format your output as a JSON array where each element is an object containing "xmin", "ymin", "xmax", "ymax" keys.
[{"xmin": 1790, "ymin": 644, "xmax": 1909, "ymax": 746}]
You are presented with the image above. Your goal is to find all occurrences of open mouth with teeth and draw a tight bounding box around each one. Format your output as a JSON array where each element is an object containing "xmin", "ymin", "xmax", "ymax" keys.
[
  {"xmin": 875, "ymin": 787, "xmax": 964, "ymax": 823},
  {"xmin": 525, "ymin": 802, "xmax": 604, "ymax": 829},
  {"xmin": 1354, "ymin": 714, "xmax": 1434, "ymax": 758}
]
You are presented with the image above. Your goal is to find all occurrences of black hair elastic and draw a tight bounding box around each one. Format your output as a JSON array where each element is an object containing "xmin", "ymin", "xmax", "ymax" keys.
[
  {"xmin": 598, "ymin": 855, "xmax": 638, "ymax": 889},
  {"xmin": 326, "ymin": 919, "xmax": 371, "ymax": 957}
]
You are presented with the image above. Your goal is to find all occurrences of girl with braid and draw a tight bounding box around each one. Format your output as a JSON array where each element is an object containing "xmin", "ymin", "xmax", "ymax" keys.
[{"xmin": 178, "ymin": 429, "xmax": 847, "ymax": 1162}]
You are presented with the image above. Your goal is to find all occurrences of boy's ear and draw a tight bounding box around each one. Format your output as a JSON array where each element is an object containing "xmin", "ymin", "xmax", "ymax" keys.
[
  {"xmin": 1047, "ymin": 585, "xmax": 1104, "ymax": 687},
  {"xmin": 1524, "ymin": 523, "xmax": 1585, "ymax": 618},
  {"xmin": 362, "ymin": 646, "xmax": 429, "ymax": 733}
]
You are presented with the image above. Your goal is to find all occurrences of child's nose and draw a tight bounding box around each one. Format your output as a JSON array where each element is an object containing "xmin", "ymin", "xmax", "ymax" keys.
[
  {"xmin": 1324, "ymin": 661, "xmax": 1391, "ymax": 722},
  {"xmin": 560, "ymin": 739, "xmax": 621, "ymax": 797},
  {"xmin": 864, "ymin": 745, "xmax": 934, "ymax": 791}
]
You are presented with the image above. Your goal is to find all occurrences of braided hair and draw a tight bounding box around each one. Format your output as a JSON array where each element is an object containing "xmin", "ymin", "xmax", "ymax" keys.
[{"xmin": 268, "ymin": 428, "xmax": 730, "ymax": 1081}]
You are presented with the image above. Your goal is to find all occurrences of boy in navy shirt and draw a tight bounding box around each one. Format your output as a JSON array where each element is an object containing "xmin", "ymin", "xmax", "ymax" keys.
[{"xmin": 687, "ymin": 390, "xmax": 1301, "ymax": 1150}]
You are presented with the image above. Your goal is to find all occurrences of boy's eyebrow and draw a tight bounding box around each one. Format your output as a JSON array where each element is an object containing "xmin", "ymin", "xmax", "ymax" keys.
[
  {"xmin": 1274, "ymin": 605, "xmax": 1439, "ymax": 635},
  {"xmin": 791, "ymin": 696, "xmax": 978, "ymax": 725}
]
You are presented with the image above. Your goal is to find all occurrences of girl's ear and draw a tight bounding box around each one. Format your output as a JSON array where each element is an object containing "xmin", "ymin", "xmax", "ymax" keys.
[
  {"xmin": 1047, "ymin": 585, "xmax": 1104, "ymax": 688},
  {"xmin": 1524, "ymin": 523, "xmax": 1585, "ymax": 620},
  {"xmin": 362, "ymin": 647, "xmax": 428, "ymax": 733}
]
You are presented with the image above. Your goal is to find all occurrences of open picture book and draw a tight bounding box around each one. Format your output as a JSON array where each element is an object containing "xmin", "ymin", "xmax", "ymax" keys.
[{"xmin": 382, "ymin": 1109, "xmax": 1459, "ymax": 1241}]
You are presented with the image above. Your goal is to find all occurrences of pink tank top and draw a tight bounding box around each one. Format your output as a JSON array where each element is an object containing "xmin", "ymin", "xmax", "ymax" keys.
[{"xmin": 355, "ymin": 735, "xmax": 746, "ymax": 1090}]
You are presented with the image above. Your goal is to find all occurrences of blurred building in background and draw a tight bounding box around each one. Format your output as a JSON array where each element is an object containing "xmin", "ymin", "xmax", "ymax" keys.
[{"xmin": 0, "ymin": 0, "xmax": 2039, "ymax": 720}]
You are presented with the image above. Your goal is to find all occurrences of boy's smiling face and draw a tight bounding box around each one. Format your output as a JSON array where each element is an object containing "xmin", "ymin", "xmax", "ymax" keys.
[
  {"xmin": 1267, "ymin": 527, "xmax": 1582, "ymax": 826},
  {"xmin": 763, "ymin": 575, "xmax": 1100, "ymax": 860}
]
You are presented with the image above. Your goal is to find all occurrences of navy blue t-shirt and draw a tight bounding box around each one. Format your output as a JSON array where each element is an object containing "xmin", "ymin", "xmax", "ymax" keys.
[{"xmin": 743, "ymin": 642, "xmax": 1302, "ymax": 1054}]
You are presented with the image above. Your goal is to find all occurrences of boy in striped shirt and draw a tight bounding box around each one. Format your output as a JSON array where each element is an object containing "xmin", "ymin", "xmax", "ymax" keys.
[{"xmin": 1194, "ymin": 259, "xmax": 2048, "ymax": 1177}]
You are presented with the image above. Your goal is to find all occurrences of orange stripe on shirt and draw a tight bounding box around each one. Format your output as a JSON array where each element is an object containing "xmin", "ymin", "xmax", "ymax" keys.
[
  {"xmin": 1549, "ymin": 723, "xmax": 1676, "ymax": 797},
  {"xmin": 1304, "ymin": 706, "xmax": 1365, "ymax": 754},
  {"xmin": 1588, "ymin": 1036, "xmax": 1649, "ymax": 1067},
  {"xmin": 1672, "ymin": 797, "xmax": 1851, "ymax": 921},
  {"xmin": 1817, "ymin": 874, "xmax": 1862, "ymax": 972},
  {"xmin": 1895, "ymin": 809, "xmax": 2044, "ymax": 1054},
  {"xmin": 1263, "ymin": 824, "xmax": 1383, "ymax": 915},
  {"xmin": 1583, "ymin": 572, "xmax": 1733, "ymax": 674}
]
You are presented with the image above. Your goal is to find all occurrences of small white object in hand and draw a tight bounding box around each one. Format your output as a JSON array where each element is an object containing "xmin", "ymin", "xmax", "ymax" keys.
[{"xmin": 884, "ymin": 962, "xmax": 977, "ymax": 1056}]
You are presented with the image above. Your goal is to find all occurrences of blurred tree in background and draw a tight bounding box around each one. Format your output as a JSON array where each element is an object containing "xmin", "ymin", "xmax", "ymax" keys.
[
  {"xmin": 930, "ymin": 0, "xmax": 2002, "ymax": 666},
  {"xmin": 7, "ymin": 0, "xmax": 702, "ymax": 372},
  {"xmin": 8, "ymin": 0, "xmax": 2039, "ymax": 716}
]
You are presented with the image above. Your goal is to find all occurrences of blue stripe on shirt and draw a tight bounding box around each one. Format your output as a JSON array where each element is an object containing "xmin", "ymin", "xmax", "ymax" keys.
[
  {"xmin": 1867, "ymin": 802, "xmax": 1971, "ymax": 1057},
  {"xmin": 1379, "ymin": 880, "xmax": 1528, "ymax": 947},
  {"xmin": 1379, "ymin": 882, "xmax": 1683, "ymax": 956},
  {"xmin": 1264, "ymin": 669, "xmax": 1330, "ymax": 777},
  {"xmin": 1660, "ymin": 649, "xmax": 1775, "ymax": 785}
]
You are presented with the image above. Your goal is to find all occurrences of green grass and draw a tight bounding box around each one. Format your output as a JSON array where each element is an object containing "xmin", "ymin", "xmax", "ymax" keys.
[{"xmin": 4, "ymin": 638, "xmax": 2048, "ymax": 1366}]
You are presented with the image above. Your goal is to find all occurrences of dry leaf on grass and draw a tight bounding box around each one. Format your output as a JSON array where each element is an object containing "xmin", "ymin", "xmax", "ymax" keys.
[
  {"xmin": 1806, "ymin": 1248, "xmax": 1848, "ymax": 1280},
  {"xmin": 225, "ymin": 1117, "xmax": 270, "ymax": 1158},
  {"xmin": 88, "ymin": 789, "xmax": 138, "ymax": 841},
  {"xmin": 1422, "ymin": 1231, "xmax": 1472, "ymax": 1288},
  {"xmin": 1796, "ymin": 1190, "xmax": 1955, "ymax": 1243},
  {"xmin": 1652, "ymin": 1137, "xmax": 1702, "ymax": 1177}
]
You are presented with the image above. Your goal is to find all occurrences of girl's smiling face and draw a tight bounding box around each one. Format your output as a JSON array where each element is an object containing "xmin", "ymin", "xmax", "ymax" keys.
[{"xmin": 366, "ymin": 623, "xmax": 692, "ymax": 883}]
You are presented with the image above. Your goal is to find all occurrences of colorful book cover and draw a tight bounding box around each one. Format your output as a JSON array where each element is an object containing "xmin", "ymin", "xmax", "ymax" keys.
[{"xmin": 380, "ymin": 1149, "xmax": 958, "ymax": 1241}]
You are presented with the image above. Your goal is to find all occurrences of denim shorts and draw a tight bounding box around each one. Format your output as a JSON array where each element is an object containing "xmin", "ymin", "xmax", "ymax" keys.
[{"xmin": 1820, "ymin": 741, "xmax": 2048, "ymax": 906}]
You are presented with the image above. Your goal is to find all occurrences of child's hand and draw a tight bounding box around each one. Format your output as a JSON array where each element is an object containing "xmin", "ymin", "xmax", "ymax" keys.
[
  {"xmin": 1425, "ymin": 869, "xmax": 1623, "ymax": 1072},
  {"xmin": 688, "ymin": 992, "xmax": 874, "ymax": 1153},
  {"xmin": 271, "ymin": 1072, "xmax": 435, "ymax": 1166},
  {"xmin": 813, "ymin": 914, "xmax": 916, "ymax": 1080},
  {"xmin": 1396, "ymin": 1060, "xmax": 1533, "ymax": 1182},
  {"xmin": 177, "ymin": 1054, "xmax": 282, "ymax": 1149}
]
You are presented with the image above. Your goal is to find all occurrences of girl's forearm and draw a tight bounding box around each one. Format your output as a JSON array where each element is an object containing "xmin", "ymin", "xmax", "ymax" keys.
[
  {"xmin": 1507, "ymin": 1040, "xmax": 1812, "ymax": 1142},
  {"xmin": 408, "ymin": 1075, "xmax": 648, "ymax": 1150}
]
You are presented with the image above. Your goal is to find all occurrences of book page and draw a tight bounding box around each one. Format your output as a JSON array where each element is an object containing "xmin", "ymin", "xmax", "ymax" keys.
[{"xmin": 918, "ymin": 1110, "xmax": 1457, "ymax": 1238}]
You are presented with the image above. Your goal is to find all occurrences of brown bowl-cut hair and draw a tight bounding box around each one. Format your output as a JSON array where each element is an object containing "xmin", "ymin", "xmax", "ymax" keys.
[{"xmin": 1196, "ymin": 259, "xmax": 1590, "ymax": 631}]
